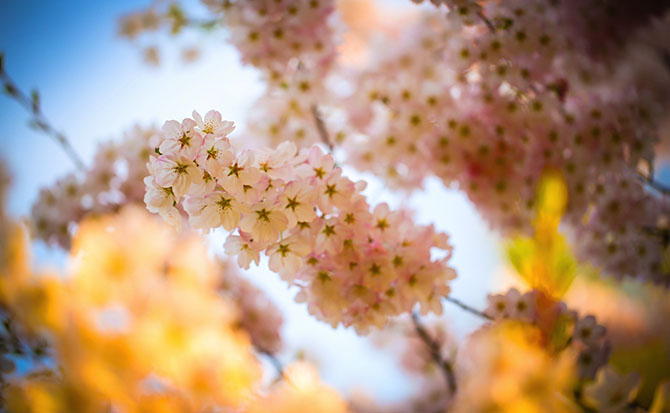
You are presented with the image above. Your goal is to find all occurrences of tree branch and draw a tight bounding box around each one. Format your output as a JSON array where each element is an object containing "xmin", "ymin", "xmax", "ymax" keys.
[
  {"xmin": 185, "ymin": 17, "xmax": 219, "ymax": 30},
  {"xmin": 637, "ymin": 172, "xmax": 670, "ymax": 196},
  {"xmin": 411, "ymin": 311, "xmax": 457, "ymax": 395},
  {"xmin": 0, "ymin": 53, "xmax": 85, "ymax": 170},
  {"xmin": 310, "ymin": 104, "xmax": 334, "ymax": 152},
  {"xmin": 476, "ymin": 11, "xmax": 496, "ymax": 32},
  {"xmin": 443, "ymin": 296, "xmax": 492, "ymax": 321},
  {"xmin": 257, "ymin": 347, "xmax": 291, "ymax": 384}
]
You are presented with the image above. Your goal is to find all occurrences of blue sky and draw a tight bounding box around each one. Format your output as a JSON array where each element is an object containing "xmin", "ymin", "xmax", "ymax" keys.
[
  {"xmin": 1, "ymin": 0, "xmax": 264, "ymax": 216},
  {"xmin": 0, "ymin": 0, "xmax": 505, "ymax": 402}
]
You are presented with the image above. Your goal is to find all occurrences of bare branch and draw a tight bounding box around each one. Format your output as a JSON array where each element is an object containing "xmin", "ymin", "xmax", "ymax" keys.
[
  {"xmin": 444, "ymin": 296, "xmax": 492, "ymax": 321},
  {"xmin": 477, "ymin": 11, "xmax": 496, "ymax": 32},
  {"xmin": 637, "ymin": 172, "xmax": 670, "ymax": 196},
  {"xmin": 310, "ymin": 104, "xmax": 334, "ymax": 152},
  {"xmin": 411, "ymin": 311, "xmax": 457, "ymax": 395},
  {"xmin": 0, "ymin": 52, "xmax": 85, "ymax": 170},
  {"xmin": 256, "ymin": 347, "xmax": 291, "ymax": 384}
]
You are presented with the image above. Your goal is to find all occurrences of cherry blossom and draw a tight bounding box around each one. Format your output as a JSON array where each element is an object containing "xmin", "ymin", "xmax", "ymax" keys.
[
  {"xmin": 30, "ymin": 125, "xmax": 162, "ymax": 248},
  {"xmin": 333, "ymin": 4, "xmax": 670, "ymax": 285},
  {"xmin": 10, "ymin": 1, "xmax": 670, "ymax": 409},
  {"xmin": 583, "ymin": 366, "xmax": 641, "ymax": 412},
  {"xmin": 145, "ymin": 111, "xmax": 456, "ymax": 332},
  {"xmin": 202, "ymin": 0, "xmax": 339, "ymax": 77}
]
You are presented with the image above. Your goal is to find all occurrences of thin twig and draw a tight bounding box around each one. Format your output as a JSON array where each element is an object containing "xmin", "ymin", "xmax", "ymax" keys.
[
  {"xmin": 642, "ymin": 226, "xmax": 670, "ymax": 250},
  {"xmin": 310, "ymin": 104, "xmax": 334, "ymax": 152},
  {"xmin": 476, "ymin": 11, "xmax": 496, "ymax": 32},
  {"xmin": 411, "ymin": 311, "xmax": 457, "ymax": 395},
  {"xmin": 257, "ymin": 348, "xmax": 291, "ymax": 384},
  {"xmin": 443, "ymin": 296, "xmax": 492, "ymax": 321},
  {"xmin": 0, "ymin": 53, "xmax": 85, "ymax": 170},
  {"xmin": 637, "ymin": 172, "xmax": 670, "ymax": 196},
  {"xmin": 183, "ymin": 16, "xmax": 220, "ymax": 30}
]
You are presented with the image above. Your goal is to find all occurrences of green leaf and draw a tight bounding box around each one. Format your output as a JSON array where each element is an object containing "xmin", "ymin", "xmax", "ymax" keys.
[
  {"xmin": 505, "ymin": 170, "xmax": 577, "ymax": 298},
  {"xmin": 507, "ymin": 236, "xmax": 535, "ymax": 283},
  {"xmin": 549, "ymin": 312, "xmax": 573, "ymax": 352},
  {"xmin": 651, "ymin": 380, "xmax": 670, "ymax": 413}
]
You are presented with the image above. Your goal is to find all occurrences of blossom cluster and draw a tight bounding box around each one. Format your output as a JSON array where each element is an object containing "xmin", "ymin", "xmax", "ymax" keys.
[
  {"xmin": 201, "ymin": 0, "xmax": 345, "ymax": 150},
  {"xmin": 570, "ymin": 169, "xmax": 670, "ymax": 287},
  {"xmin": 118, "ymin": 6, "xmax": 172, "ymax": 40},
  {"xmin": 484, "ymin": 288, "xmax": 610, "ymax": 380},
  {"xmin": 145, "ymin": 110, "xmax": 456, "ymax": 333},
  {"xmin": 27, "ymin": 126, "xmax": 286, "ymax": 354},
  {"xmin": 202, "ymin": 0, "xmax": 338, "ymax": 77},
  {"xmin": 118, "ymin": 2, "xmax": 199, "ymax": 66},
  {"xmin": 31, "ymin": 125, "xmax": 160, "ymax": 248},
  {"xmin": 245, "ymin": 73, "xmax": 350, "ymax": 149},
  {"xmin": 355, "ymin": 280, "xmax": 669, "ymax": 412},
  {"xmin": 337, "ymin": 4, "xmax": 670, "ymax": 284},
  {"xmin": 456, "ymin": 286, "xmax": 655, "ymax": 412},
  {"xmin": 115, "ymin": 0, "xmax": 670, "ymax": 287}
]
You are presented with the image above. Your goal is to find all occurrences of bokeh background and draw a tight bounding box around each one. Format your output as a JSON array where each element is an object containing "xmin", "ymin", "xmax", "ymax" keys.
[{"xmin": 6, "ymin": 0, "xmax": 652, "ymax": 404}]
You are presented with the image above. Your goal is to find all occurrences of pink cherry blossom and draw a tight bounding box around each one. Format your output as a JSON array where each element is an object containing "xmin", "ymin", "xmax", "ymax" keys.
[{"xmin": 145, "ymin": 111, "xmax": 457, "ymax": 332}]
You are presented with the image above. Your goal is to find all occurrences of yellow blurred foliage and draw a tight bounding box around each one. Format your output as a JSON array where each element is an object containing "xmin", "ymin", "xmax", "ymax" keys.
[
  {"xmin": 453, "ymin": 321, "xmax": 579, "ymax": 412},
  {"xmin": 249, "ymin": 362, "xmax": 349, "ymax": 413},
  {"xmin": 507, "ymin": 170, "xmax": 577, "ymax": 299},
  {"xmin": 651, "ymin": 380, "xmax": 670, "ymax": 413},
  {"xmin": 1, "ymin": 207, "xmax": 263, "ymax": 412},
  {"xmin": 564, "ymin": 268, "xmax": 670, "ymax": 405},
  {"xmin": 0, "ymin": 206, "xmax": 349, "ymax": 412},
  {"xmin": 609, "ymin": 339, "xmax": 670, "ymax": 407}
]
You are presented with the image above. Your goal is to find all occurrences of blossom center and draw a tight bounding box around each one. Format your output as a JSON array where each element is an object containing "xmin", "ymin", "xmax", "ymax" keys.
[
  {"xmin": 256, "ymin": 208, "xmax": 270, "ymax": 222},
  {"xmin": 217, "ymin": 196, "xmax": 232, "ymax": 211},
  {"xmin": 228, "ymin": 163, "xmax": 242, "ymax": 177},
  {"xmin": 178, "ymin": 133, "xmax": 190, "ymax": 147},
  {"xmin": 173, "ymin": 162, "xmax": 189, "ymax": 175},
  {"xmin": 285, "ymin": 196, "xmax": 300, "ymax": 211}
]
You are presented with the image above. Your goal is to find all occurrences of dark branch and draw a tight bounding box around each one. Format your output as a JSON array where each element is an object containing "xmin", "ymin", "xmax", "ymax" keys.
[
  {"xmin": 0, "ymin": 53, "xmax": 85, "ymax": 170},
  {"xmin": 257, "ymin": 348, "xmax": 291, "ymax": 384},
  {"xmin": 444, "ymin": 296, "xmax": 492, "ymax": 321},
  {"xmin": 411, "ymin": 311, "xmax": 457, "ymax": 395},
  {"xmin": 185, "ymin": 17, "xmax": 220, "ymax": 30},
  {"xmin": 310, "ymin": 104, "xmax": 334, "ymax": 152},
  {"xmin": 637, "ymin": 172, "xmax": 670, "ymax": 196},
  {"xmin": 642, "ymin": 226, "xmax": 670, "ymax": 249},
  {"xmin": 476, "ymin": 11, "xmax": 496, "ymax": 32}
]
